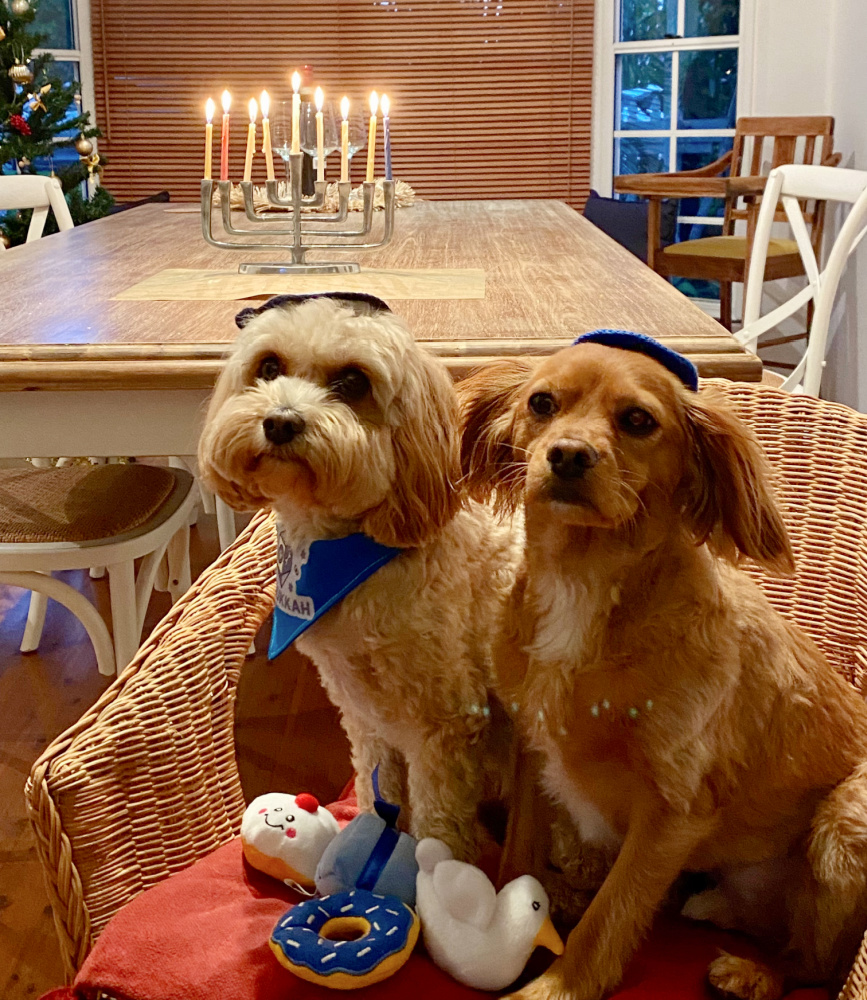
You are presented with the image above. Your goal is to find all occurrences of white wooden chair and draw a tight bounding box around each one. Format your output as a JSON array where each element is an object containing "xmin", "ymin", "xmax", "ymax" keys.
[
  {"xmin": 0, "ymin": 174, "xmax": 75, "ymax": 245},
  {"xmin": 0, "ymin": 464, "xmax": 197, "ymax": 676},
  {"xmin": 736, "ymin": 164, "xmax": 867, "ymax": 395}
]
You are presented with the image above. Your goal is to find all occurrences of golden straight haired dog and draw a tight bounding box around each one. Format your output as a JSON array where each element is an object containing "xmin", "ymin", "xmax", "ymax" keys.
[
  {"xmin": 199, "ymin": 294, "xmax": 519, "ymax": 860},
  {"xmin": 458, "ymin": 342, "xmax": 867, "ymax": 1000}
]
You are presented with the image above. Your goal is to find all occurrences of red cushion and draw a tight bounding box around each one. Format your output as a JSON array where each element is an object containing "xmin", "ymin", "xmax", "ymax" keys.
[{"xmin": 51, "ymin": 792, "xmax": 828, "ymax": 1000}]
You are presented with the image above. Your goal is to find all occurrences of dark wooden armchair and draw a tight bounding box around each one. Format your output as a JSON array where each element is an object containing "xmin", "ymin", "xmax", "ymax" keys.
[{"xmin": 614, "ymin": 116, "xmax": 841, "ymax": 329}]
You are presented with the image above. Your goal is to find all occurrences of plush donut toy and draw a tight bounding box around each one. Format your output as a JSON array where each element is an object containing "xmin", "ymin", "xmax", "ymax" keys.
[
  {"xmin": 270, "ymin": 889, "xmax": 419, "ymax": 989},
  {"xmin": 241, "ymin": 792, "xmax": 340, "ymax": 889}
]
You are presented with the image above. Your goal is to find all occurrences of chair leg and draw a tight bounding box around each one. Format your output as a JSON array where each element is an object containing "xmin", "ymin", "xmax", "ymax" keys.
[
  {"xmin": 20, "ymin": 589, "xmax": 48, "ymax": 653},
  {"xmin": 165, "ymin": 524, "xmax": 191, "ymax": 602},
  {"xmin": 0, "ymin": 571, "xmax": 115, "ymax": 676},
  {"xmin": 135, "ymin": 543, "xmax": 169, "ymax": 636},
  {"xmin": 719, "ymin": 282, "xmax": 733, "ymax": 330},
  {"xmin": 216, "ymin": 497, "xmax": 237, "ymax": 551},
  {"xmin": 108, "ymin": 560, "xmax": 139, "ymax": 671}
]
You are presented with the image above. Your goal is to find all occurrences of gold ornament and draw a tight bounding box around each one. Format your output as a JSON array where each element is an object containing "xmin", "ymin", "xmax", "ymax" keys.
[
  {"xmin": 27, "ymin": 84, "xmax": 50, "ymax": 112},
  {"xmin": 18, "ymin": 156, "xmax": 30, "ymax": 168},
  {"xmin": 74, "ymin": 135, "xmax": 94, "ymax": 156},
  {"xmin": 0, "ymin": 25, "xmax": 6, "ymax": 41},
  {"xmin": 10, "ymin": 0, "xmax": 30, "ymax": 13},
  {"xmin": 1, "ymin": 233, "xmax": 10, "ymax": 249},
  {"xmin": 85, "ymin": 151, "xmax": 100, "ymax": 180},
  {"xmin": 8, "ymin": 61, "xmax": 33, "ymax": 85}
]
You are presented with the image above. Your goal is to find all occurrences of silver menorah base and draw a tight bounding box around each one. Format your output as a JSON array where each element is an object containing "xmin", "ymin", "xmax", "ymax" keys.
[{"xmin": 201, "ymin": 152, "xmax": 395, "ymax": 274}]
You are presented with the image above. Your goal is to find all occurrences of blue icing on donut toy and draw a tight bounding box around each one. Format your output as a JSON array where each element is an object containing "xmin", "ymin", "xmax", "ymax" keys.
[{"xmin": 270, "ymin": 889, "xmax": 420, "ymax": 990}]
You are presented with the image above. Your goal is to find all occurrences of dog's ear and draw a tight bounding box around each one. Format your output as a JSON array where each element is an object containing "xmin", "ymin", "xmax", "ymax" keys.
[
  {"xmin": 683, "ymin": 389, "xmax": 794, "ymax": 574},
  {"xmin": 360, "ymin": 349, "xmax": 462, "ymax": 548},
  {"xmin": 456, "ymin": 359, "xmax": 537, "ymax": 511},
  {"xmin": 197, "ymin": 355, "xmax": 270, "ymax": 512}
]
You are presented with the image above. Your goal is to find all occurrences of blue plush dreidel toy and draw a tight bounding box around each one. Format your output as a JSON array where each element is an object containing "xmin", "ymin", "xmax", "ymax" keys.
[{"xmin": 315, "ymin": 766, "xmax": 419, "ymax": 907}]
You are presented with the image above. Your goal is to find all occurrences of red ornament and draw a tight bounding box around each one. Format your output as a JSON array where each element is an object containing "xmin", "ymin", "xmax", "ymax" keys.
[{"xmin": 8, "ymin": 114, "xmax": 31, "ymax": 136}]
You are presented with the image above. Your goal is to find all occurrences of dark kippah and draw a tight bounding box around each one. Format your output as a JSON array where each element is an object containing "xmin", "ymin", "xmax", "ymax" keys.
[{"xmin": 236, "ymin": 292, "xmax": 391, "ymax": 329}]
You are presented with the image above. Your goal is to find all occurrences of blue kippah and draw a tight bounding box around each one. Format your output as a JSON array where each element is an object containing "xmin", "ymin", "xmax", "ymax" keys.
[{"xmin": 572, "ymin": 329, "xmax": 698, "ymax": 392}]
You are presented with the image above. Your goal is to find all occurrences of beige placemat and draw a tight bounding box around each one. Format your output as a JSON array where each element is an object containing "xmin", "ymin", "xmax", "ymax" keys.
[{"xmin": 114, "ymin": 268, "xmax": 485, "ymax": 301}]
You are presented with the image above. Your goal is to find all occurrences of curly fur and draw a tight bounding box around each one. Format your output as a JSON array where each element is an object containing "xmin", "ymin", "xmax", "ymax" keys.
[
  {"xmin": 457, "ymin": 343, "xmax": 867, "ymax": 999},
  {"xmin": 199, "ymin": 297, "xmax": 521, "ymax": 859}
]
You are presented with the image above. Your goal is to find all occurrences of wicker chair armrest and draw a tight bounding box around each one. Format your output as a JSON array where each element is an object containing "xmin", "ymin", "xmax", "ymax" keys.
[{"xmin": 25, "ymin": 508, "xmax": 277, "ymax": 977}]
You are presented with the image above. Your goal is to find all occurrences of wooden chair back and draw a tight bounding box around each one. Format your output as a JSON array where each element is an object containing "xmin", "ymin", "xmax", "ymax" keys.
[{"xmin": 724, "ymin": 116, "xmax": 837, "ymax": 253}]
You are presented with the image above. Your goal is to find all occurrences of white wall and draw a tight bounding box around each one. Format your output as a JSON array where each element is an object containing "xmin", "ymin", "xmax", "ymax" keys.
[{"xmin": 745, "ymin": 0, "xmax": 867, "ymax": 409}]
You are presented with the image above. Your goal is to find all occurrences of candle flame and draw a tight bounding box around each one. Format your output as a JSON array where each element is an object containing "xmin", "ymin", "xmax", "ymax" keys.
[
  {"xmin": 315, "ymin": 86, "xmax": 324, "ymax": 112},
  {"xmin": 260, "ymin": 90, "xmax": 270, "ymax": 119},
  {"xmin": 340, "ymin": 96, "xmax": 349, "ymax": 120},
  {"xmin": 381, "ymin": 94, "xmax": 390, "ymax": 117},
  {"xmin": 248, "ymin": 97, "xmax": 258, "ymax": 122},
  {"xmin": 205, "ymin": 97, "xmax": 215, "ymax": 123},
  {"xmin": 221, "ymin": 90, "xmax": 231, "ymax": 114},
  {"xmin": 292, "ymin": 70, "xmax": 301, "ymax": 93},
  {"xmin": 369, "ymin": 90, "xmax": 379, "ymax": 116}
]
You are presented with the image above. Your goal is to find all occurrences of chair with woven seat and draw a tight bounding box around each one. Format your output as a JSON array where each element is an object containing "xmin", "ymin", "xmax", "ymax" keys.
[
  {"xmin": 23, "ymin": 381, "xmax": 867, "ymax": 995},
  {"xmin": 0, "ymin": 174, "xmax": 74, "ymax": 246},
  {"xmin": 0, "ymin": 463, "xmax": 197, "ymax": 676},
  {"xmin": 614, "ymin": 116, "xmax": 841, "ymax": 329}
]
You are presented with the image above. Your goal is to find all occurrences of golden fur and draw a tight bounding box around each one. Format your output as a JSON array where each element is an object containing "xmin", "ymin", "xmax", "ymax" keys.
[
  {"xmin": 458, "ymin": 343, "xmax": 867, "ymax": 999},
  {"xmin": 199, "ymin": 297, "xmax": 520, "ymax": 859}
]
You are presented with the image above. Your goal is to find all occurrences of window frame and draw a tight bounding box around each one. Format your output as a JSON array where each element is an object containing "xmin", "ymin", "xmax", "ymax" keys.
[
  {"xmin": 591, "ymin": 0, "xmax": 756, "ymax": 197},
  {"xmin": 31, "ymin": 0, "xmax": 97, "ymax": 147}
]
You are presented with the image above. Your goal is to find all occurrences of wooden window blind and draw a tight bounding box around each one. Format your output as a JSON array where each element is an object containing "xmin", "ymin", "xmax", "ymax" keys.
[{"xmin": 91, "ymin": 0, "xmax": 595, "ymax": 206}]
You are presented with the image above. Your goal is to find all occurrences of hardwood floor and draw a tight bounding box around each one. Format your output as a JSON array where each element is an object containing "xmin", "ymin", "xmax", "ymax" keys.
[{"xmin": 0, "ymin": 512, "xmax": 351, "ymax": 999}]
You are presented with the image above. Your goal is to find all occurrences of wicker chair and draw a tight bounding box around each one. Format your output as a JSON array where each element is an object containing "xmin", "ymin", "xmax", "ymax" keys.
[{"xmin": 25, "ymin": 381, "xmax": 867, "ymax": 995}]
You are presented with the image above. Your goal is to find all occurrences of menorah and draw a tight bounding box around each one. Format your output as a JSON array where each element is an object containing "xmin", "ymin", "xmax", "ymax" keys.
[{"xmin": 200, "ymin": 152, "xmax": 396, "ymax": 274}]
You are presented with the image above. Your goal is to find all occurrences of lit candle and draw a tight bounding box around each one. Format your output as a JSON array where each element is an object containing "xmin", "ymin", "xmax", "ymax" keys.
[
  {"xmin": 340, "ymin": 96, "xmax": 349, "ymax": 182},
  {"xmin": 315, "ymin": 86, "xmax": 325, "ymax": 182},
  {"xmin": 260, "ymin": 90, "xmax": 275, "ymax": 181},
  {"xmin": 219, "ymin": 90, "xmax": 231, "ymax": 181},
  {"xmin": 243, "ymin": 97, "xmax": 258, "ymax": 182},
  {"xmin": 366, "ymin": 90, "xmax": 378, "ymax": 183},
  {"xmin": 204, "ymin": 97, "xmax": 215, "ymax": 180},
  {"xmin": 381, "ymin": 93, "xmax": 392, "ymax": 181},
  {"xmin": 291, "ymin": 70, "xmax": 301, "ymax": 154}
]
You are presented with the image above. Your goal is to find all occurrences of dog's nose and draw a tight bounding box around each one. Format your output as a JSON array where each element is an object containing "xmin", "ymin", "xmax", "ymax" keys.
[
  {"xmin": 263, "ymin": 410, "xmax": 306, "ymax": 446},
  {"xmin": 547, "ymin": 440, "xmax": 599, "ymax": 479}
]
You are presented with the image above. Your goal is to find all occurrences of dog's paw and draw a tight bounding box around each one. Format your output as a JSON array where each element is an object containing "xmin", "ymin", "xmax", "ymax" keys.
[
  {"xmin": 503, "ymin": 962, "xmax": 599, "ymax": 1000},
  {"xmin": 707, "ymin": 953, "xmax": 784, "ymax": 1000},
  {"xmin": 681, "ymin": 887, "xmax": 736, "ymax": 928}
]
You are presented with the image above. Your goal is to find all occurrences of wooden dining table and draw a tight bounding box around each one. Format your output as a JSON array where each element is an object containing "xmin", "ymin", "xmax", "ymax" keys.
[{"xmin": 0, "ymin": 197, "xmax": 759, "ymax": 462}]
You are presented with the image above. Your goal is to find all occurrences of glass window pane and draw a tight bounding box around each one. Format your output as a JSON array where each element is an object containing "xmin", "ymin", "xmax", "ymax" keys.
[
  {"xmin": 615, "ymin": 136, "xmax": 669, "ymax": 182},
  {"xmin": 36, "ymin": 0, "xmax": 75, "ymax": 50},
  {"xmin": 678, "ymin": 48, "xmax": 737, "ymax": 129},
  {"xmin": 619, "ymin": 0, "xmax": 677, "ymax": 42},
  {"xmin": 676, "ymin": 136, "xmax": 732, "ymax": 217},
  {"xmin": 616, "ymin": 52, "xmax": 672, "ymax": 131},
  {"xmin": 685, "ymin": 0, "xmax": 739, "ymax": 37}
]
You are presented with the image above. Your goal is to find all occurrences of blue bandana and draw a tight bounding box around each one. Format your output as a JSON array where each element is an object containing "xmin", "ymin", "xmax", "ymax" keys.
[
  {"xmin": 573, "ymin": 329, "xmax": 699, "ymax": 391},
  {"xmin": 269, "ymin": 524, "xmax": 402, "ymax": 659}
]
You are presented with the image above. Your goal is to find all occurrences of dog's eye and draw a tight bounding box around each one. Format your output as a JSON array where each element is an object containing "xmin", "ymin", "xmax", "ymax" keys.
[
  {"xmin": 330, "ymin": 367, "xmax": 370, "ymax": 402},
  {"xmin": 619, "ymin": 407, "xmax": 658, "ymax": 436},
  {"xmin": 257, "ymin": 355, "xmax": 283, "ymax": 381},
  {"xmin": 528, "ymin": 392, "xmax": 558, "ymax": 417}
]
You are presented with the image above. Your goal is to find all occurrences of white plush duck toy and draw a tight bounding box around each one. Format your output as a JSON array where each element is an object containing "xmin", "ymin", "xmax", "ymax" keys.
[{"xmin": 415, "ymin": 838, "xmax": 565, "ymax": 991}]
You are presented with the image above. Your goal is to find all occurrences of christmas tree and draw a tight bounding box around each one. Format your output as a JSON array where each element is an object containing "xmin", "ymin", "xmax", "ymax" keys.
[{"xmin": 0, "ymin": 0, "xmax": 113, "ymax": 246}]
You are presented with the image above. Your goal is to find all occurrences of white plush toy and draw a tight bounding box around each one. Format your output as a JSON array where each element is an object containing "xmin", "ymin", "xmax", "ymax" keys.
[
  {"xmin": 241, "ymin": 792, "xmax": 340, "ymax": 890},
  {"xmin": 415, "ymin": 838, "xmax": 565, "ymax": 992}
]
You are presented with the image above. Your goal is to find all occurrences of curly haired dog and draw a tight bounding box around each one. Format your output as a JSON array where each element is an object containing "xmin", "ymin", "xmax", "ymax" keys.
[
  {"xmin": 198, "ymin": 293, "xmax": 519, "ymax": 860},
  {"xmin": 457, "ymin": 340, "xmax": 867, "ymax": 1000}
]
